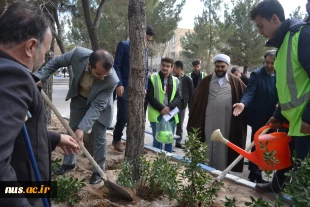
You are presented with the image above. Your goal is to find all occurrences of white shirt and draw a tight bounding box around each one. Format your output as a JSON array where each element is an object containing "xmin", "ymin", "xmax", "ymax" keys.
[{"xmin": 216, "ymin": 73, "xmax": 230, "ymax": 87}]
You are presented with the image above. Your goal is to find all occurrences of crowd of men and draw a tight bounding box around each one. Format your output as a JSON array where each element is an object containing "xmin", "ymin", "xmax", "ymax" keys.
[{"xmin": 0, "ymin": 0, "xmax": 309, "ymax": 206}]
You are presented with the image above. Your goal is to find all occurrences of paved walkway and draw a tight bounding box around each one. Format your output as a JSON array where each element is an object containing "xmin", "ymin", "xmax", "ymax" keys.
[{"xmin": 51, "ymin": 84, "xmax": 253, "ymax": 180}]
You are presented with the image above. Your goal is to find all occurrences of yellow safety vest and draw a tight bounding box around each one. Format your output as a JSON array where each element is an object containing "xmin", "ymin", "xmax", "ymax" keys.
[
  {"xmin": 275, "ymin": 25, "xmax": 310, "ymax": 136},
  {"xmin": 148, "ymin": 73, "xmax": 179, "ymax": 124}
]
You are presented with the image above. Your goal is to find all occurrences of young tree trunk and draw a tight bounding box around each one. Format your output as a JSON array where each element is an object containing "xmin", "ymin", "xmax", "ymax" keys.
[
  {"xmin": 125, "ymin": 0, "xmax": 146, "ymax": 181},
  {"xmin": 50, "ymin": 3, "xmax": 73, "ymax": 83},
  {"xmin": 43, "ymin": 39, "xmax": 55, "ymax": 126}
]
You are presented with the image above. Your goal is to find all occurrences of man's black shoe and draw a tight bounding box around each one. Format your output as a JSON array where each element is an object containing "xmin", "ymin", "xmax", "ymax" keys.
[
  {"xmin": 248, "ymin": 173, "xmax": 269, "ymax": 184},
  {"xmin": 175, "ymin": 141, "xmax": 184, "ymax": 149},
  {"xmin": 255, "ymin": 177, "xmax": 269, "ymax": 184},
  {"xmin": 107, "ymin": 126, "xmax": 114, "ymax": 130},
  {"xmin": 89, "ymin": 172, "xmax": 102, "ymax": 185},
  {"xmin": 54, "ymin": 164, "xmax": 75, "ymax": 175},
  {"xmin": 255, "ymin": 182, "xmax": 281, "ymax": 193}
]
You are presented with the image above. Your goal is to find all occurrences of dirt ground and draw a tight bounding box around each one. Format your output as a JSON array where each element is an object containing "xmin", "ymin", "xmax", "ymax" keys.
[{"xmin": 49, "ymin": 115, "xmax": 289, "ymax": 207}]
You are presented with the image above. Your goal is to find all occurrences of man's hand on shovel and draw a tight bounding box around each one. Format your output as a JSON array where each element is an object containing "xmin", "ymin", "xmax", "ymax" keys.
[{"xmin": 58, "ymin": 134, "xmax": 80, "ymax": 155}]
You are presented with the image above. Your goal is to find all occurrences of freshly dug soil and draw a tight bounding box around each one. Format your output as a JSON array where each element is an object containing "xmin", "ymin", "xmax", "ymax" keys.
[{"xmin": 49, "ymin": 114, "xmax": 289, "ymax": 207}]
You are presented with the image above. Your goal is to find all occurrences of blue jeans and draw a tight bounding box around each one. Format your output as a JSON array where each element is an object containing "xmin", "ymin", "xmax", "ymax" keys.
[{"xmin": 150, "ymin": 116, "xmax": 175, "ymax": 153}]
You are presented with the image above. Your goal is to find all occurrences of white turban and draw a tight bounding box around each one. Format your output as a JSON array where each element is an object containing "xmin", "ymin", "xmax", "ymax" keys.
[{"xmin": 213, "ymin": 54, "xmax": 230, "ymax": 65}]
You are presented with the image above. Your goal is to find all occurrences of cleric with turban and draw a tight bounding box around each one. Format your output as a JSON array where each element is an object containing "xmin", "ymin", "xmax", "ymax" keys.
[{"xmin": 187, "ymin": 54, "xmax": 247, "ymax": 172}]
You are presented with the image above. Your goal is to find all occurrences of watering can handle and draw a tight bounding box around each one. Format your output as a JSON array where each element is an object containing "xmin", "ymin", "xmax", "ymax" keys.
[{"xmin": 254, "ymin": 123, "xmax": 289, "ymax": 139}]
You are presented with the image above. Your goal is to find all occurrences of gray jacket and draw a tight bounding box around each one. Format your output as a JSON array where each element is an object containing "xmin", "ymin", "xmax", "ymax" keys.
[{"xmin": 35, "ymin": 47, "xmax": 119, "ymax": 131}]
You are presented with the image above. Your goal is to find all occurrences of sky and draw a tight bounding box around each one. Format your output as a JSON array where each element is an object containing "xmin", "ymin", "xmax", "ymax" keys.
[{"xmin": 177, "ymin": 0, "xmax": 308, "ymax": 29}]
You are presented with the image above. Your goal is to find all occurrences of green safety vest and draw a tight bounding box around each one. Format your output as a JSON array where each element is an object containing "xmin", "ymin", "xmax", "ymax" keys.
[
  {"xmin": 148, "ymin": 73, "xmax": 179, "ymax": 124},
  {"xmin": 186, "ymin": 71, "xmax": 207, "ymax": 79},
  {"xmin": 275, "ymin": 25, "xmax": 310, "ymax": 136}
]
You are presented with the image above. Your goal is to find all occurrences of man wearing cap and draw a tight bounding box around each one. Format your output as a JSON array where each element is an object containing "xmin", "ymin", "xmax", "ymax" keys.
[{"xmin": 187, "ymin": 54, "xmax": 247, "ymax": 172}]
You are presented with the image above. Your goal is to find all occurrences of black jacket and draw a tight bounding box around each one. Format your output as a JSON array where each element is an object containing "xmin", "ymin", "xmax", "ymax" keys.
[
  {"xmin": 240, "ymin": 73, "xmax": 249, "ymax": 86},
  {"xmin": 266, "ymin": 19, "xmax": 310, "ymax": 124},
  {"xmin": 146, "ymin": 71, "xmax": 181, "ymax": 112},
  {"xmin": 175, "ymin": 74, "xmax": 194, "ymax": 109},
  {"xmin": 0, "ymin": 51, "xmax": 60, "ymax": 207}
]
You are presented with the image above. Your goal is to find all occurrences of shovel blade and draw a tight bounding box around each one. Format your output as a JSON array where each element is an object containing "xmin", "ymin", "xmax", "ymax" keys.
[{"xmin": 105, "ymin": 180, "xmax": 135, "ymax": 201}]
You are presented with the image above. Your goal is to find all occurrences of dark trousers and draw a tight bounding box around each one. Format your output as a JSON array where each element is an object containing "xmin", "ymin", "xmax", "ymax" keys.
[
  {"xmin": 248, "ymin": 126, "xmax": 262, "ymax": 178},
  {"xmin": 144, "ymin": 100, "xmax": 148, "ymax": 117},
  {"xmin": 113, "ymin": 87, "xmax": 128, "ymax": 143},
  {"xmin": 272, "ymin": 135, "xmax": 310, "ymax": 186},
  {"xmin": 176, "ymin": 108, "xmax": 185, "ymax": 139}
]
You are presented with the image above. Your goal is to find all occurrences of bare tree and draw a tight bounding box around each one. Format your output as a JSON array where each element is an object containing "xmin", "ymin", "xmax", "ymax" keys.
[{"xmin": 125, "ymin": 0, "xmax": 146, "ymax": 180}]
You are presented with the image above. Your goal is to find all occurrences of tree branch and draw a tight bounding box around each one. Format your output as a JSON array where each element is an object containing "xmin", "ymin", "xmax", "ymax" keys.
[{"xmin": 94, "ymin": 0, "xmax": 106, "ymax": 29}]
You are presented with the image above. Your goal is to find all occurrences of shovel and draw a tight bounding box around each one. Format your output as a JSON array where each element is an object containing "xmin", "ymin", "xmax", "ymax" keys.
[{"xmin": 41, "ymin": 90, "xmax": 134, "ymax": 201}]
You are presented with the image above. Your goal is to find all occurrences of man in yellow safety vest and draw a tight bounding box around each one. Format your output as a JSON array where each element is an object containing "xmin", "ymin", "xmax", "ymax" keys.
[{"xmin": 146, "ymin": 57, "xmax": 181, "ymax": 152}]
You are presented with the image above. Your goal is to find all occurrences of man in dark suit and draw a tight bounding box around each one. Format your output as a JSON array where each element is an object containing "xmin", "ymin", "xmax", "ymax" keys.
[
  {"xmin": 112, "ymin": 25, "xmax": 154, "ymax": 152},
  {"xmin": 35, "ymin": 48, "xmax": 119, "ymax": 184},
  {"xmin": 233, "ymin": 50, "xmax": 278, "ymax": 183},
  {"xmin": 0, "ymin": 3, "xmax": 79, "ymax": 206},
  {"xmin": 173, "ymin": 60, "xmax": 194, "ymax": 148}
]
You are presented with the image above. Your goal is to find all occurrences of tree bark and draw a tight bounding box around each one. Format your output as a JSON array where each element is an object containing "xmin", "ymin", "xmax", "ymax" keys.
[
  {"xmin": 41, "ymin": 2, "xmax": 57, "ymax": 126},
  {"xmin": 43, "ymin": 39, "xmax": 55, "ymax": 126},
  {"xmin": 81, "ymin": 0, "xmax": 106, "ymax": 51},
  {"xmin": 125, "ymin": 0, "xmax": 146, "ymax": 181}
]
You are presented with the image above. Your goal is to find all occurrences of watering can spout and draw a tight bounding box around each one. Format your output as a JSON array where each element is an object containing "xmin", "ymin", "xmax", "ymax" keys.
[{"xmin": 211, "ymin": 129, "xmax": 260, "ymax": 166}]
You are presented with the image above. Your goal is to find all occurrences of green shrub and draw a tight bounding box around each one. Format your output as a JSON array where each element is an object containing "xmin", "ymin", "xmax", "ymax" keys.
[
  {"xmin": 282, "ymin": 153, "xmax": 310, "ymax": 207},
  {"xmin": 51, "ymin": 159, "xmax": 86, "ymax": 206},
  {"xmin": 224, "ymin": 196, "xmax": 236, "ymax": 207},
  {"xmin": 148, "ymin": 152, "xmax": 180, "ymax": 199},
  {"xmin": 178, "ymin": 128, "xmax": 220, "ymax": 206},
  {"xmin": 117, "ymin": 153, "xmax": 180, "ymax": 199},
  {"xmin": 117, "ymin": 128, "xmax": 220, "ymax": 205},
  {"xmin": 51, "ymin": 158, "xmax": 61, "ymax": 172},
  {"xmin": 245, "ymin": 196, "xmax": 272, "ymax": 207},
  {"xmin": 117, "ymin": 159, "xmax": 135, "ymax": 190},
  {"xmin": 52, "ymin": 176, "xmax": 86, "ymax": 206}
]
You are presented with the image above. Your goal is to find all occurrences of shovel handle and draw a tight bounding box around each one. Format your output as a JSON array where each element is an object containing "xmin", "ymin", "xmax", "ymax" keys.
[{"xmin": 41, "ymin": 90, "xmax": 107, "ymax": 181}]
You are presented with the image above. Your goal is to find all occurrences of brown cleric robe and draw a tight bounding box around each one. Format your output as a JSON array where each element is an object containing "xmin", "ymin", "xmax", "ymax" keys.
[{"xmin": 187, "ymin": 72, "xmax": 247, "ymax": 172}]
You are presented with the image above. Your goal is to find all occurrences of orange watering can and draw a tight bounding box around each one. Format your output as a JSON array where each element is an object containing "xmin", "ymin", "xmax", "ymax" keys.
[{"xmin": 211, "ymin": 124, "xmax": 291, "ymax": 171}]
